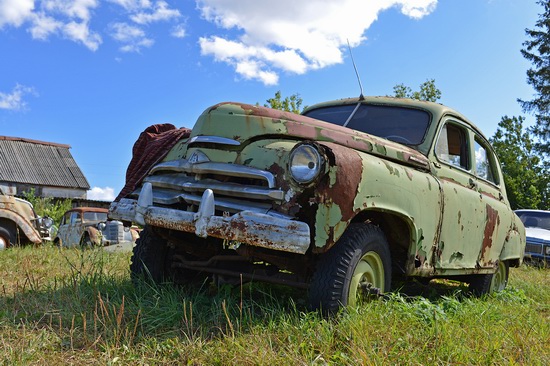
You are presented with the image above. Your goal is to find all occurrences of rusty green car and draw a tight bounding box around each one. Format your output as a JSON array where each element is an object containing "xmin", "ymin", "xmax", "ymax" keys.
[{"xmin": 110, "ymin": 96, "xmax": 526, "ymax": 312}]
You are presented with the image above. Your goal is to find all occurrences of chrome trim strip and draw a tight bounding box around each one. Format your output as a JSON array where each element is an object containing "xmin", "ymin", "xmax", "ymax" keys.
[{"xmin": 188, "ymin": 136, "xmax": 241, "ymax": 146}]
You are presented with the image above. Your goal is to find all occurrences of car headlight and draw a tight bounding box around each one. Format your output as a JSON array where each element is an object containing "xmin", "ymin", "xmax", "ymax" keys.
[
  {"xmin": 545, "ymin": 246, "xmax": 550, "ymax": 256},
  {"xmin": 289, "ymin": 144, "xmax": 323, "ymax": 184}
]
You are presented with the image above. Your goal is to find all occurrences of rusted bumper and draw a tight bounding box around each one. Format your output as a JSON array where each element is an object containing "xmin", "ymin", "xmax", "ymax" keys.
[{"xmin": 109, "ymin": 185, "xmax": 310, "ymax": 254}]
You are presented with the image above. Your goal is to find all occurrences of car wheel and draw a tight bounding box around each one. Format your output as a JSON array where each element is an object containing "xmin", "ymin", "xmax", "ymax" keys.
[
  {"xmin": 0, "ymin": 227, "xmax": 11, "ymax": 250},
  {"xmin": 130, "ymin": 226, "xmax": 170, "ymax": 284},
  {"xmin": 80, "ymin": 233, "xmax": 94, "ymax": 248},
  {"xmin": 468, "ymin": 260, "xmax": 509, "ymax": 296},
  {"xmin": 309, "ymin": 223, "xmax": 392, "ymax": 313}
]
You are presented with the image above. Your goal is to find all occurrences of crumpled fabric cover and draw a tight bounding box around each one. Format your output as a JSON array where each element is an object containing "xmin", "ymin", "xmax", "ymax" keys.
[{"xmin": 115, "ymin": 123, "xmax": 191, "ymax": 201}]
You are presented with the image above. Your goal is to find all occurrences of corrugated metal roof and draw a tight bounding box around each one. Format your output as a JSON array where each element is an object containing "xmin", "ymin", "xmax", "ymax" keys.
[{"xmin": 0, "ymin": 136, "xmax": 90, "ymax": 189}]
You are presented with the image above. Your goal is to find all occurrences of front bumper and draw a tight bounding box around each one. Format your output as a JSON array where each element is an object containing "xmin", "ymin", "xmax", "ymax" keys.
[{"xmin": 109, "ymin": 184, "xmax": 311, "ymax": 254}]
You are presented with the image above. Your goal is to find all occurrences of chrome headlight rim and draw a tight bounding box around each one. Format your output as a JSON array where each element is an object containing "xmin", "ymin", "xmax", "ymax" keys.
[{"xmin": 289, "ymin": 143, "xmax": 324, "ymax": 185}]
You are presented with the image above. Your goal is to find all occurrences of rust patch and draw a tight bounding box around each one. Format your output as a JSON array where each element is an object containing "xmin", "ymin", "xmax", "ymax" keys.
[
  {"xmin": 319, "ymin": 142, "xmax": 363, "ymax": 223},
  {"xmin": 481, "ymin": 204, "xmax": 500, "ymax": 261}
]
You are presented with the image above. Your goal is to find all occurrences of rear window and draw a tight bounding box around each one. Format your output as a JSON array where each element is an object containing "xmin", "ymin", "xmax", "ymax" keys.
[{"xmin": 303, "ymin": 104, "xmax": 431, "ymax": 145}]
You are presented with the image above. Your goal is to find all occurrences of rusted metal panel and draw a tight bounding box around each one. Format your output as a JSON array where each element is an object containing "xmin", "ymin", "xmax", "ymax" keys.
[{"xmin": 0, "ymin": 208, "xmax": 42, "ymax": 244}]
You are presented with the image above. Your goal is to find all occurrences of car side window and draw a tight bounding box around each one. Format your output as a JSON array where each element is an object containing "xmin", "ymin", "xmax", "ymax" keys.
[
  {"xmin": 70, "ymin": 212, "xmax": 81, "ymax": 224},
  {"xmin": 435, "ymin": 122, "xmax": 469, "ymax": 170},
  {"xmin": 474, "ymin": 137, "xmax": 498, "ymax": 184}
]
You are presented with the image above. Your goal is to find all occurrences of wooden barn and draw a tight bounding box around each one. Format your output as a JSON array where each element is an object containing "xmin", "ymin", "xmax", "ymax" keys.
[{"xmin": 0, "ymin": 136, "xmax": 90, "ymax": 199}]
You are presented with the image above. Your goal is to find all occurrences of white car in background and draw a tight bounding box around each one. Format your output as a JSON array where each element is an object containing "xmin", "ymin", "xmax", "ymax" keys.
[{"xmin": 515, "ymin": 209, "xmax": 550, "ymax": 265}]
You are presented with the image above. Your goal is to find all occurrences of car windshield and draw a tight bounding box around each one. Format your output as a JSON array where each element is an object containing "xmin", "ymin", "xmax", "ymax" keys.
[
  {"xmin": 303, "ymin": 104, "xmax": 431, "ymax": 146},
  {"xmin": 83, "ymin": 212, "xmax": 108, "ymax": 223},
  {"xmin": 516, "ymin": 211, "xmax": 550, "ymax": 231}
]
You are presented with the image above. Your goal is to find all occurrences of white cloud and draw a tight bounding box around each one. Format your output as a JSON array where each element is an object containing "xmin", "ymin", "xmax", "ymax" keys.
[
  {"xmin": 0, "ymin": 0, "xmax": 34, "ymax": 28},
  {"xmin": 0, "ymin": 84, "xmax": 36, "ymax": 111},
  {"xmin": 171, "ymin": 23, "xmax": 185, "ymax": 38},
  {"xmin": 87, "ymin": 186, "xmax": 116, "ymax": 201},
  {"xmin": 42, "ymin": 0, "xmax": 98, "ymax": 21},
  {"xmin": 130, "ymin": 0, "xmax": 180, "ymax": 25},
  {"xmin": 0, "ymin": 0, "xmax": 180, "ymax": 51},
  {"xmin": 108, "ymin": 0, "xmax": 151, "ymax": 11},
  {"xmin": 63, "ymin": 20, "xmax": 102, "ymax": 50},
  {"xmin": 197, "ymin": 0, "xmax": 438, "ymax": 84},
  {"xmin": 110, "ymin": 22, "xmax": 153, "ymax": 52},
  {"xmin": 28, "ymin": 12, "xmax": 62, "ymax": 39}
]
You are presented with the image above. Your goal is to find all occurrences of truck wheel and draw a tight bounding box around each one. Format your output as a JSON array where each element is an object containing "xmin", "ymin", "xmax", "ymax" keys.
[
  {"xmin": 468, "ymin": 260, "xmax": 509, "ymax": 296},
  {"xmin": 130, "ymin": 226, "xmax": 170, "ymax": 284},
  {"xmin": 0, "ymin": 227, "xmax": 12, "ymax": 250},
  {"xmin": 309, "ymin": 223, "xmax": 392, "ymax": 313}
]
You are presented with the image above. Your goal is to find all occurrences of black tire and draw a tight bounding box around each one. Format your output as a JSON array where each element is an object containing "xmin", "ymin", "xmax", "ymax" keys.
[
  {"xmin": 0, "ymin": 227, "xmax": 13, "ymax": 250},
  {"xmin": 80, "ymin": 233, "xmax": 94, "ymax": 248},
  {"xmin": 309, "ymin": 223, "xmax": 392, "ymax": 313},
  {"xmin": 130, "ymin": 226, "xmax": 170, "ymax": 284},
  {"xmin": 468, "ymin": 260, "xmax": 509, "ymax": 296}
]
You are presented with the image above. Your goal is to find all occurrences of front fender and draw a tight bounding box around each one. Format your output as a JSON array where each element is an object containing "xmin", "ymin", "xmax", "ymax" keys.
[
  {"xmin": 86, "ymin": 226, "xmax": 102, "ymax": 246},
  {"xmin": 0, "ymin": 211, "xmax": 41, "ymax": 244}
]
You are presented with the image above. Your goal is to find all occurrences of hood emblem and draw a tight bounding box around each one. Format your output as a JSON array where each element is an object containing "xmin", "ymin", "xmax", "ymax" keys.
[{"xmin": 188, "ymin": 150, "xmax": 210, "ymax": 164}]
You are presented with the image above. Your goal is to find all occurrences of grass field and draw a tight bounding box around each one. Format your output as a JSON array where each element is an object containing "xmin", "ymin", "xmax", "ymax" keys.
[{"xmin": 0, "ymin": 244, "xmax": 548, "ymax": 365}]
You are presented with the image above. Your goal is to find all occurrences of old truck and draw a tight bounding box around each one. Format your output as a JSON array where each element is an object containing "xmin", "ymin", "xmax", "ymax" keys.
[
  {"xmin": 109, "ymin": 96, "xmax": 525, "ymax": 312},
  {"xmin": 0, "ymin": 194, "xmax": 53, "ymax": 249}
]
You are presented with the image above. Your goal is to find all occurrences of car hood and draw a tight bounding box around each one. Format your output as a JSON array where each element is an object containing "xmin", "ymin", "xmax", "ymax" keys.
[
  {"xmin": 525, "ymin": 227, "xmax": 550, "ymax": 241},
  {"xmin": 191, "ymin": 102, "xmax": 431, "ymax": 171}
]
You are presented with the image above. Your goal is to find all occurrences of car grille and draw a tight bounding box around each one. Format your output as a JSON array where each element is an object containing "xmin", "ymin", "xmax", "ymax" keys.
[
  {"xmin": 525, "ymin": 242, "xmax": 543, "ymax": 255},
  {"xmin": 105, "ymin": 221, "xmax": 123, "ymax": 243},
  {"xmin": 133, "ymin": 158, "xmax": 286, "ymax": 217}
]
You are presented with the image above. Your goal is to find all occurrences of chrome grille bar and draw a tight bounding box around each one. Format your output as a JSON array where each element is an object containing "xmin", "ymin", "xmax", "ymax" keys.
[
  {"xmin": 143, "ymin": 174, "xmax": 284, "ymax": 201},
  {"xmin": 150, "ymin": 160, "xmax": 276, "ymax": 188}
]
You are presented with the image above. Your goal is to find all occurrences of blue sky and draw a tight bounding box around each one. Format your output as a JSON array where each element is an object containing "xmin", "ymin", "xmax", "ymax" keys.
[{"xmin": 0, "ymin": 0, "xmax": 541, "ymax": 201}]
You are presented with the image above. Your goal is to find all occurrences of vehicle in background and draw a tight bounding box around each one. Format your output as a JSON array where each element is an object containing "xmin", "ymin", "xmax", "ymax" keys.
[
  {"xmin": 515, "ymin": 209, "xmax": 550, "ymax": 265},
  {"xmin": 0, "ymin": 194, "xmax": 53, "ymax": 249},
  {"xmin": 55, "ymin": 207, "xmax": 139, "ymax": 251}
]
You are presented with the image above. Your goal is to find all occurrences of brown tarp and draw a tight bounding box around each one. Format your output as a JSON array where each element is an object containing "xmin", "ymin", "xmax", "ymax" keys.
[{"xmin": 116, "ymin": 123, "xmax": 191, "ymax": 201}]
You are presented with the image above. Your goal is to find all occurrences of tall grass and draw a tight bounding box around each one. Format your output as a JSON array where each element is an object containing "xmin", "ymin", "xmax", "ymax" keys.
[{"xmin": 0, "ymin": 244, "xmax": 548, "ymax": 365}]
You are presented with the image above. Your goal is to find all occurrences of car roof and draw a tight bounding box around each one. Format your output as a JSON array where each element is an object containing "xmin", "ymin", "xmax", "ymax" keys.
[{"xmin": 302, "ymin": 96, "xmax": 489, "ymax": 156}]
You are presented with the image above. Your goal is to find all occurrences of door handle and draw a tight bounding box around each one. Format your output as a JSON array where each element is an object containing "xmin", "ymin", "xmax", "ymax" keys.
[{"xmin": 469, "ymin": 178, "xmax": 477, "ymax": 189}]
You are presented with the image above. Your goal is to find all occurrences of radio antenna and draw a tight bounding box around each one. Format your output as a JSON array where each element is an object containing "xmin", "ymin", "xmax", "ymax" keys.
[{"xmin": 347, "ymin": 39, "xmax": 365, "ymax": 100}]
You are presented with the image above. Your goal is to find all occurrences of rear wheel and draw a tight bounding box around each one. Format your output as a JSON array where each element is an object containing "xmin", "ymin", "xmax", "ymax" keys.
[
  {"xmin": 468, "ymin": 260, "xmax": 509, "ymax": 296},
  {"xmin": 309, "ymin": 223, "xmax": 392, "ymax": 313}
]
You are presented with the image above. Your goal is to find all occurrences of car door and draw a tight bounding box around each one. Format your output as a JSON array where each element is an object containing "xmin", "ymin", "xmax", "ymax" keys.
[
  {"xmin": 431, "ymin": 119, "xmax": 487, "ymax": 271},
  {"xmin": 65, "ymin": 211, "xmax": 84, "ymax": 247},
  {"xmin": 57, "ymin": 212, "xmax": 71, "ymax": 246},
  {"xmin": 471, "ymin": 134, "xmax": 514, "ymax": 268}
]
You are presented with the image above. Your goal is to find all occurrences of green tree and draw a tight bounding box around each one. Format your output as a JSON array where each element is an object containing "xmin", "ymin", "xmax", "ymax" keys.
[
  {"xmin": 392, "ymin": 79, "xmax": 442, "ymax": 102},
  {"xmin": 519, "ymin": 0, "xmax": 550, "ymax": 155},
  {"xmin": 21, "ymin": 189, "xmax": 72, "ymax": 225},
  {"xmin": 264, "ymin": 91, "xmax": 305, "ymax": 114},
  {"xmin": 490, "ymin": 116, "xmax": 550, "ymax": 209}
]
